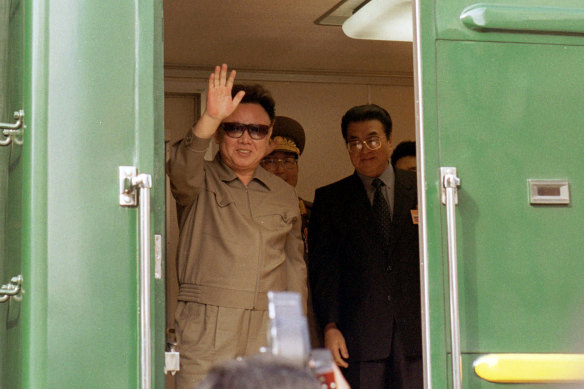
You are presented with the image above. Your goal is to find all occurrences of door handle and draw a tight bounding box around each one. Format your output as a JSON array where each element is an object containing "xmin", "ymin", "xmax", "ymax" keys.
[
  {"xmin": 441, "ymin": 167, "xmax": 462, "ymax": 389},
  {"xmin": 119, "ymin": 166, "xmax": 153, "ymax": 389},
  {"xmin": 461, "ymin": 4, "xmax": 584, "ymax": 35},
  {"xmin": 474, "ymin": 353, "xmax": 584, "ymax": 383},
  {"xmin": 0, "ymin": 110, "xmax": 24, "ymax": 146},
  {"xmin": 0, "ymin": 274, "xmax": 23, "ymax": 303}
]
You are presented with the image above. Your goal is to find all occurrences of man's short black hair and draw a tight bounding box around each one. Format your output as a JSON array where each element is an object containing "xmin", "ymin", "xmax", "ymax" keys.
[
  {"xmin": 232, "ymin": 84, "xmax": 276, "ymax": 122},
  {"xmin": 391, "ymin": 140, "xmax": 416, "ymax": 167},
  {"xmin": 341, "ymin": 104, "xmax": 392, "ymax": 140}
]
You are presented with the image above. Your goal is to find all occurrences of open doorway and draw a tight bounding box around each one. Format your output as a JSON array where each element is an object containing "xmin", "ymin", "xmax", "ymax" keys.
[{"xmin": 162, "ymin": 2, "xmax": 416, "ymax": 387}]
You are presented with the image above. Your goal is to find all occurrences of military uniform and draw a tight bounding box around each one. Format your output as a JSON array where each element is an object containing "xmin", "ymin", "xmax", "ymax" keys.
[
  {"xmin": 264, "ymin": 116, "xmax": 323, "ymax": 348},
  {"xmin": 167, "ymin": 133, "xmax": 307, "ymax": 386}
]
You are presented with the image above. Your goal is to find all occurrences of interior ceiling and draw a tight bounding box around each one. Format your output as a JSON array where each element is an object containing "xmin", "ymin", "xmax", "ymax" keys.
[{"xmin": 163, "ymin": 0, "xmax": 414, "ymax": 76}]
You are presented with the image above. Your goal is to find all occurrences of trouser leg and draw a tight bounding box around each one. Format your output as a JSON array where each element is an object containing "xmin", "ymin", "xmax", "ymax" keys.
[{"xmin": 174, "ymin": 302, "xmax": 269, "ymax": 389}]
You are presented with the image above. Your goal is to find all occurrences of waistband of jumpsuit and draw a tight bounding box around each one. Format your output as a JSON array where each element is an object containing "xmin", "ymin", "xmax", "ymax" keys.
[{"xmin": 178, "ymin": 283, "xmax": 269, "ymax": 310}]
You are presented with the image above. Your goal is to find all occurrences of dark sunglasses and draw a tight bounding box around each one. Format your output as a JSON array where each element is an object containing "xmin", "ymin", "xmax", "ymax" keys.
[{"xmin": 221, "ymin": 122, "xmax": 270, "ymax": 140}]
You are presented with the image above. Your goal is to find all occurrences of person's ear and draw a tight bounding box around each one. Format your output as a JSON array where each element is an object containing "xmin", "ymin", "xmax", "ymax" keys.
[
  {"xmin": 267, "ymin": 124, "xmax": 273, "ymax": 139},
  {"xmin": 265, "ymin": 137, "xmax": 276, "ymax": 156}
]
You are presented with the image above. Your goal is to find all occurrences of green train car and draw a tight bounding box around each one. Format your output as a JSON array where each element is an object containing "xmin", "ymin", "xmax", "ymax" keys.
[
  {"xmin": 416, "ymin": 0, "xmax": 584, "ymax": 387},
  {"xmin": 417, "ymin": 0, "xmax": 584, "ymax": 387},
  {"xmin": 1, "ymin": 0, "xmax": 583, "ymax": 388}
]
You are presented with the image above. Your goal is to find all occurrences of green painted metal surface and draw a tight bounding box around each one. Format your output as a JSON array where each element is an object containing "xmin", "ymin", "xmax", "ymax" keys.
[
  {"xmin": 416, "ymin": 0, "xmax": 584, "ymax": 387},
  {"xmin": 0, "ymin": 1, "xmax": 25, "ymax": 388},
  {"xmin": 437, "ymin": 40, "xmax": 584, "ymax": 353},
  {"xmin": 22, "ymin": 0, "xmax": 50, "ymax": 386},
  {"xmin": 12, "ymin": 0, "xmax": 165, "ymax": 388}
]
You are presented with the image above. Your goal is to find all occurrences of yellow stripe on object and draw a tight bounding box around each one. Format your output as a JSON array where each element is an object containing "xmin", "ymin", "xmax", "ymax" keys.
[{"xmin": 474, "ymin": 354, "xmax": 584, "ymax": 383}]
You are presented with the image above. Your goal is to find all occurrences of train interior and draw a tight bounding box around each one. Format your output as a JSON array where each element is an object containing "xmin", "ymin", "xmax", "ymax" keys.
[{"xmin": 163, "ymin": 1, "xmax": 416, "ymax": 386}]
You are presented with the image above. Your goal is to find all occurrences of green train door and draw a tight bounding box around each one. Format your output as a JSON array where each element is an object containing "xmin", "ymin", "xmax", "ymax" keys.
[
  {"xmin": 0, "ymin": 0, "xmax": 24, "ymax": 387},
  {"xmin": 0, "ymin": 0, "xmax": 165, "ymax": 388},
  {"xmin": 415, "ymin": 0, "xmax": 584, "ymax": 387}
]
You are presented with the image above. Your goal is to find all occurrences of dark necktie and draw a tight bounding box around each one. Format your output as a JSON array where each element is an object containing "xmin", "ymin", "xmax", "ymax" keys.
[{"xmin": 372, "ymin": 178, "xmax": 391, "ymax": 241}]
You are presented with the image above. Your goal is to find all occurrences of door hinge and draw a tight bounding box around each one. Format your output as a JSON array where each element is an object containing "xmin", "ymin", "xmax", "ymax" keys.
[
  {"xmin": 0, "ymin": 110, "xmax": 24, "ymax": 146},
  {"xmin": 0, "ymin": 274, "xmax": 23, "ymax": 303}
]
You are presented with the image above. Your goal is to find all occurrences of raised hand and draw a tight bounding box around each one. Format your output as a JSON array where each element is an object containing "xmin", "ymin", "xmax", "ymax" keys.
[
  {"xmin": 206, "ymin": 64, "xmax": 245, "ymax": 120},
  {"xmin": 193, "ymin": 64, "xmax": 246, "ymax": 139}
]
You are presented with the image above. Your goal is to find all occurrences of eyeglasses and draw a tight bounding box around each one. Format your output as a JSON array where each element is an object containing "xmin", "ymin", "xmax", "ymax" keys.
[
  {"xmin": 346, "ymin": 135, "xmax": 383, "ymax": 153},
  {"xmin": 221, "ymin": 122, "xmax": 270, "ymax": 140},
  {"xmin": 261, "ymin": 157, "xmax": 298, "ymax": 171}
]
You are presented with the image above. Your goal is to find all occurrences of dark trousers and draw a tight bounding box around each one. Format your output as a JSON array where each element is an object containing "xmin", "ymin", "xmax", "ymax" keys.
[{"xmin": 341, "ymin": 323, "xmax": 423, "ymax": 389}]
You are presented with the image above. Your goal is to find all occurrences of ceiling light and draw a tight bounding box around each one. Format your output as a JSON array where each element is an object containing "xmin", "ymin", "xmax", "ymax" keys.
[
  {"xmin": 315, "ymin": 0, "xmax": 369, "ymax": 26},
  {"xmin": 341, "ymin": 0, "xmax": 413, "ymax": 42}
]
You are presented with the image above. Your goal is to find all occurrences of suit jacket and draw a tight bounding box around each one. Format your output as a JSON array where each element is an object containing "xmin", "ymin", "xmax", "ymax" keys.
[{"xmin": 308, "ymin": 168, "xmax": 420, "ymax": 361}]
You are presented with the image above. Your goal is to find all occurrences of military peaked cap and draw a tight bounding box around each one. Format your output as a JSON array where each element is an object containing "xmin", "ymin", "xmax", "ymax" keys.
[{"xmin": 271, "ymin": 116, "xmax": 306, "ymax": 156}]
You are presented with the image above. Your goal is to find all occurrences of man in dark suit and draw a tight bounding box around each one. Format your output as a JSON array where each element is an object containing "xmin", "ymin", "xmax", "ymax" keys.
[{"xmin": 308, "ymin": 104, "xmax": 421, "ymax": 389}]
